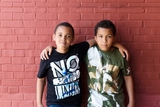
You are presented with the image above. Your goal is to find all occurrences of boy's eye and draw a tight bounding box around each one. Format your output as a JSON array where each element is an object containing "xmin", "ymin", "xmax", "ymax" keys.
[
  {"xmin": 98, "ymin": 35, "xmax": 103, "ymax": 38},
  {"xmin": 66, "ymin": 35, "xmax": 71, "ymax": 38},
  {"xmin": 107, "ymin": 35, "xmax": 113, "ymax": 38},
  {"xmin": 58, "ymin": 34, "xmax": 62, "ymax": 37}
]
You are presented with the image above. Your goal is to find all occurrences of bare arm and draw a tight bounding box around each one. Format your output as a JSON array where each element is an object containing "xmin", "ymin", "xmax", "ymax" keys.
[
  {"xmin": 124, "ymin": 75, "xmax": 135, "ymax": 107},
  {"xmin": 113, "ymin": 42, "xmax": 129, "ymax": 61},
  {"xmin": 36, "ymin": 78, "xmax": 46, "ymax": 107},
  {"xmin": 86, "ymin": 39, "xmax": 96, "ymax": 47}
]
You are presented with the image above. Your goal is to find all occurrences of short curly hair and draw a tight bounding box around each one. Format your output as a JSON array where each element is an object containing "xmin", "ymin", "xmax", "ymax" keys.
[
  {"xmin": 94, "ymin": 20, "xmax": 116, "ymax": 36},
  {"xmin": 54, "ymin": 22, "xmax": 74, "ymax": 37}
]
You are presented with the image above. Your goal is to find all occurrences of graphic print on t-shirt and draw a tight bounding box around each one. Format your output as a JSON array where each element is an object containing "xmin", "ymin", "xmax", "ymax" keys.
[{"xmin": 50, "ymin": 55, "xmax": 80, "ymax": 99}]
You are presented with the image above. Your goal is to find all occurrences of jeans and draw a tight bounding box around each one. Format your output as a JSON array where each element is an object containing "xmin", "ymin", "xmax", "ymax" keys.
[{"xmin": 48, "ymin": 104, "xmax": 81, "ymax": 107}]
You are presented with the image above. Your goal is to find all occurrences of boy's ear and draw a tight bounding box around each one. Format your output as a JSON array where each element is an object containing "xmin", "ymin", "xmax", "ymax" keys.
[
  {"xmin": 72, "ymin": 36, "xmax": 75, "ymax": 42},
  {"xmin": 52, "ymin": 34, "xmax": 55, "ymax": 41},
  {"xmin": 113, "ymin": 36, "xmax": 116, "ymax": 42}
]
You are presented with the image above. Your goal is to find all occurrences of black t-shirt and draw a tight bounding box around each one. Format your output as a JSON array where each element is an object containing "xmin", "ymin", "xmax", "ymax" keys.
[{"xmin": 37, "ymin": 42, "xmax": 89, "ymax": 106}]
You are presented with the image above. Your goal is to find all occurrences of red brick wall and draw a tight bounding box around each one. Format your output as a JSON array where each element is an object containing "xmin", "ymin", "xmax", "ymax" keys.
[{"xmin": 0, "ymin": 0, "xmax": 160, "ymax": 107}]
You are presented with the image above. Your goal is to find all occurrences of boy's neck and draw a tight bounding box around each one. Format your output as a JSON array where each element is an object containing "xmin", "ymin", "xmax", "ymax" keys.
[{"xmin": 55, "ymin": 48, "xmax": 69, "ymax": 54}]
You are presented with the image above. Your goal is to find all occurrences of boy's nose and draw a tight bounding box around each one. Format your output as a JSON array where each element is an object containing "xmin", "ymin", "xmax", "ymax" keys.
[
  {"xmin": 61, "ymin": 36, "xmax": 66, "ymax": 40},
  {"xmin": 103, "ymin": 37, "xmax": 107, "ymax": 42}
]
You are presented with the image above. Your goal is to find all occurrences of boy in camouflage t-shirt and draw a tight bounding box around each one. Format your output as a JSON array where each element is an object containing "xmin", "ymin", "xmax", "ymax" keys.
[{"xmin": 85, "ymin": 20, "xmax": 135, "ymax": 107}]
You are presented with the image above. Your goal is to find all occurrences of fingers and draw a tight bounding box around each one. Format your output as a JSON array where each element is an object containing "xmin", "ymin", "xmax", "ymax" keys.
[
  {"xmin": 48, "ymin": 48, "xmax": 52, "ymax": 55},
  {"xmin": 40, "ymin": 49, "xmax": 49, "ymax": 60},
  {"xmin": 124, "ymin": 50, "xmax": 130, "ymax": 61}
]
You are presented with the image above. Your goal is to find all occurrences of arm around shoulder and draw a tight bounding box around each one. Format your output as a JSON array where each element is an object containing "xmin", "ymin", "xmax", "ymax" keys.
[{"xmin": 86, "ymin": 39, "xmax": 96, "ymax": 48}]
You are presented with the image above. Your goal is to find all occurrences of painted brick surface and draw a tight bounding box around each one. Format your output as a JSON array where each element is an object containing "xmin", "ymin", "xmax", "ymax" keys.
[{"xmin": 0, "ymin": 0, "xmax": 160, "ymax": 107}]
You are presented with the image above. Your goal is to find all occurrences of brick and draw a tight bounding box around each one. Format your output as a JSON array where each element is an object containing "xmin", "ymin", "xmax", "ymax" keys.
[
  {"xmin": 12, "ymin": 101, "xmax": 34, "ymax": 107},
  {"xmin": 75, "ymin": 0, "xmax": 93, "ymax": 2},
  {"xmin": 25, "ymin": 64, "xmax": 39, "ymax": 72},
  {"xmin": 17, "ymin": 35, "xmax": 30, "ymax": 41},
  {"xmin": 70, "ymin": 8, "xmax": 93, "ymax": 13},
  {"xmin": 152, "ymin": 28, "xmax": 160, "ymax": 35},
  {"xmin": 1, "ymin": 0, "xmax": 23, "ymax": 2},
  {"xmin": 19, "ymin": 86, "xmax": 35, "ymax": 93},
  {"xmin": 0, "ymin": 36, "xmax": 17, "ymax": 42},
  {"xmin": 12, "ymin": 57, "xmax": 35, "ymax": 64},
  {"xmin": 48, "ymin": 0, "xmax": 69, "ymax": 2},
  {"xmin": 2, "ymin": 94, "xmax": 24, "ymax": 100},
  {"xmin": 36, "ymin": 2, "xmax": 57, "ymax": 7},
  {"xmin": 117, "ymin": 0, "xmax": 144, "ymax": 2},
  {"xmin": 0, "ymin": 13, "xmax": 12, "ymax": 19},
  {"xmin": 24, "ymin": 72, "xmax": 37, "ymax": 79},
  {"xmin": 58, "ymin": 13, "xmax": 80, "ymax": 20},
  {"xmin": 2, "ymin": 64, "xmax": 24, "ymax": 72},
  {"xmin": 121, "ymin": 34, "xmax": 134, "ymax": 42},
  {"xmin": 146, "ymin": 8, "xmax": 160, "ymax": 13},
  {"xmin": 144, "ymin": 35, "xmax": 160, "ymax": 42},
  {"xmin": 13, "ymin": 2, "xmax": 35, "ymax": 7},
  {"xmin": 14, "ymin": 28, "xmax": 35, "ymax": 35},
  {"xmin": 0, "ymin": 28, "xmax": 12, "ymax": 34},
  {"xmin": 13, "ymin": 13, "xmax": 35, "ymax": 20},
  {"xmin": 58, "ymin": 3, "xmax": 80, "ymax": 7},
  {"xmin": 94, "ymin": 0, "xmax": 116, "ymax": 2},
  {"xmin": 24, "ymin": 7, "xmax": 47, "ymax": 13},
  {"xmin": 36, "ymin": 28, "xmax": 54, "ymax": 35},
  {"xmin": 8, "ymin": 87, "xmax": 19, "ymax": 93},
  {"xmin": 1, "ymin": 7, "xmax": 22, "ymax": 13},
  {"xmin": 117, "ymin": 21, "xmax": 143, "ymax": 28},
  {"xmin": 1, "ymin": 21, "xmax": 22, "ymax": 27},
  {"xmin": 0, "ymin": 101, "xmax": 12, "ymax": 107},
  {"xmin": 24, "ymin": 0, "xmax": 46, "ymax": 3},
  {"xmin": 36, "ymin": 13, "xmax": 57, "ymax": 20},
  {"xmin": 23, "ymin": 21, "xmax": 46, "ymax": 27},
  {"xmin": 0, "ymin": 2, "xmax": 12, "ymax": 7},
  {"xmin": 13, "ymin": 42, "xmax": 34, "ymax": 49},
  {"xmin": 71, "ymin": 21, "xmax": 93, "ymax": 28},
  {"xmin": 146, "ymin": 0, "xmax": 160, "ymax": 2},
  {"xmin": 141, "ymin": 50, "xmax": 160, "ymax": 57},
  {"xmin": 129, "ymin": 3, "xmax": 159, "ymax": 7},
  {"xmin": 129, "ymin": 13, "xmax": 160, "ymax": 20},
  {"xmin": 2, "ymin": 79, "xmax": 23, "ymax": 86},
  {"xmin": 24, "ymin": 93, "xmax": 36, "ymax": 100},
  {"xmin": 48, "ymin": 7, "xmax": 69, "ymax": 13},
  {"xmin": 25, "ymin": 50, "xmax": 41, "ymax": 57},
  {"xmin": 81, "ymin": 28, "xmax": 93, "ymax": 35},
  {"xmin": 0, "ymin": 57, "xmax": 11, "ymax": 64},
  {"xmin": 23, "ymin": 79, "xmax": 36, "ymax": 86},
  {"xmin": 2, "ymin": 50, "xmax": 25, "ymax": 57},
  {"xmin": 117, "ymin": 8, "xmax": 144, "ymax": 13},
  {"xmin": 0, "ymin": 72, "xmax": 13, "ymax": 79},
  {"xmin": 0, "ymin": 86, "xmax": 8, "ymax": 93},
  {"xmin": 104, "ymin": 3, "xmax": 128, "ymax": 8},
  {"xmin": 13, "ymin": 72, "xmax": 25, "ymax": 79},
  {"xmin": 146, "ymin": 87, "xmax": 160, "ymax": 94},
  {"xmin": 81, "ymin": 13, "xmax": 103, "ymax": 20},
  {"xmin": 104, "ymin": 13, "xmax": 128, "ymax": 20},
  {"xmin": 81, "ymin": 3, "xmax": 103, "ymax": 7},
  {"xmin": 144, "ymin": 21, "xmax": 160, "ymax": 28},
  {"xmin": 95, "ymin": 8, "xmax": 116, "ymax": 13}
]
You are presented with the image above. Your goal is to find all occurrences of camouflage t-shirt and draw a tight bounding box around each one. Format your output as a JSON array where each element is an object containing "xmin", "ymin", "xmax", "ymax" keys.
[{"xmin": 85, "ymin": 45, "xmax": 131, "ymax": 107}]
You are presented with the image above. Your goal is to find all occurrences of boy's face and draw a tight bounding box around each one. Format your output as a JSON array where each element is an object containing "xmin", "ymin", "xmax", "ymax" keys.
[
  {"xmin": 95, "ymin": 27, "xmax": 115, "ymax": 52},
  {"xmin": 53, "ymin": 26, "xmax": 74, "ymax": 53}
]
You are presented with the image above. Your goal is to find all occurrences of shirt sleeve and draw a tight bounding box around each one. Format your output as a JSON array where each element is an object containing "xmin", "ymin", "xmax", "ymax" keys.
[
  {"xmin": 37, "ymin": 59, "xmax": 48, "ymax": 78},
  {"xmin": 73, "ymin": 41, "xmax": 90, "ymax": 56},
  {"xmin": 122, "ymin": 59, "xmax": 131, "ymax": 76}
]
